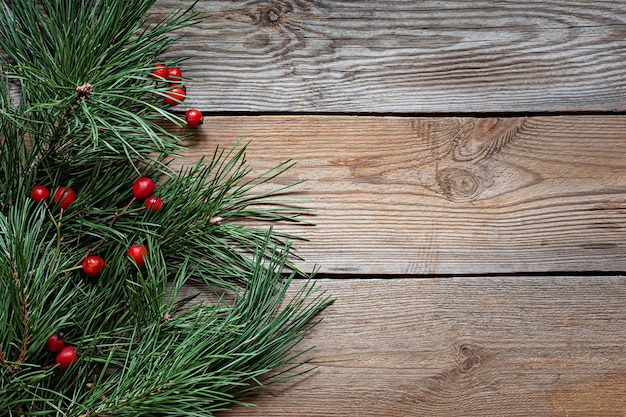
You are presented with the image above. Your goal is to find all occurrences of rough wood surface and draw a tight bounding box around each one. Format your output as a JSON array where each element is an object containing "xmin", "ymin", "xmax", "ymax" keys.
[
  {"xmin": 154, "ymin": 0, "xmax": 626, "ymax": 113},
  {"xmin": 173, "ymin": 115, "xmax": 626, "ymax": 275},
  {"xmin": 215, "ymin": 276, "xmax": 626, "ymax": 417},
  {"xmin": 148, "ymin": 2, "xmax": 626, "ymax": 415}
]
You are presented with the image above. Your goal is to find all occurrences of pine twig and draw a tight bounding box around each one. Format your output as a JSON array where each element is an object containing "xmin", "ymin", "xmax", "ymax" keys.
[
  {"xmin": 0, "ymin": 345, "xmax": 10, "ymax": 372},
  {"xmin": 13, "ymin": 253, "xmax": 29, "ymax": 374},
  {"xmin": 0, "ymin": 250, "xmax": 12, "ymax": 372},
  {"xmin": 80, "ymin": 384, "xmax": 167, "ymax": 417},
  {"xmin": 28, "ymin": 83, "xmax": 93, "ymax": 175},
  {"xmin": 0, "ymin": 251, "xmax": 11, "ymax": 372},
  {"xmin": 2, "ymin": 251, "xmax": 30, "ymax": 374}
]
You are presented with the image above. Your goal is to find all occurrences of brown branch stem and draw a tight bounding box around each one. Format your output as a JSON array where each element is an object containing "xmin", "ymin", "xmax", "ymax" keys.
[
  {"xmin": 1, "ymin": 252, "xmax": 31, "ymax": 374},
  {"xmin": 79, "ymin": 384, "xmax": 168, "ymax": 417},
  {"xmin": 27, "ymin": 83, "xmax": 93, "ymax": 175},
  {"xmin": 0, "ymin": 346, "xmax": 11, "ymax": 372}
]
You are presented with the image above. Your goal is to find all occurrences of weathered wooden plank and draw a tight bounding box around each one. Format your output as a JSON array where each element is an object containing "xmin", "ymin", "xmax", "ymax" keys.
[
  {"xmin": 154, "ymin": 0, "xmax": 626, "ymax": 113},
  {"xmin": 215, "ymin": 276, "xmax": 626, "ymax": 416},
  {"xmin": 171, "ymin": 115, "xmax": 626, "ymax": 275}
]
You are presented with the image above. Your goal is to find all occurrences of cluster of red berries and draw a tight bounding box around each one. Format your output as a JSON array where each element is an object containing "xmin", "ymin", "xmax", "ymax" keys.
[
  {"xmin": 30, "ymin": 176, "xmax": 161, "ymax": 279},
  {"xmin": 81, "ymin": 247, "xmax": 147, "ymax": 277},
  {"xmin": 133, "ymin": 176, "xmax": 163, "ymax": 213},
  {"xmin": 32, "ymin": 67, "xmax": 202, "ymax": 373},
  {"xmin": 31, "ymin": 185, "xmax": 76, "ymax": 209},
  {"xmin": 152, "ymin": 64, "xmax": 185, "ymax": 106},
  {"xmin": 45, "ymin": 332, "xmax": 78, "ymax": 370},
  {"xmin": 37, "ymin": 177, "xmax": 161, "ymax": 370},
  {"xmin": 78, "ymin": 177, "xmax": 160, "ymax": 276},
  {"xmin": 152, "ymin": 64, "xmax": 203, "ymax": 128}
]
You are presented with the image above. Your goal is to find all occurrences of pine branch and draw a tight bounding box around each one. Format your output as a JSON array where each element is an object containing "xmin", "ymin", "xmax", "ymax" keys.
[{"xmin": 0, "ymin": 1, "xmax": 332, "ymax": 416}]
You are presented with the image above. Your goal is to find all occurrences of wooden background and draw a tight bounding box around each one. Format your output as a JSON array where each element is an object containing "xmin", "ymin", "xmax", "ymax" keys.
[{"xmin": 155, "ymin": 1, "xmax": 626, "ymax": 415}]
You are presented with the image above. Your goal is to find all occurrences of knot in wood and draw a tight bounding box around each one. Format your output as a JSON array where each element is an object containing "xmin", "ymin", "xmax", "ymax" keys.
[
  {"xmin": 267, "ymin": 9, "xmax": 280, "ymax": 22},
  {"xmin": 457, "ymin": 344, "xmax": 481, "ymax": 373},
  {"xmin": 260, "ymin": 6, "xmax": 281, "ymax": 25},
  {"xmin": 436, "ymin": 167, "xmax": 482, "ymax": 202}
]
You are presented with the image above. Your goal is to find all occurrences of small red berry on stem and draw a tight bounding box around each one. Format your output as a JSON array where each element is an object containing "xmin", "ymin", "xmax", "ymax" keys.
[
  {"xmin": 152, "ymin": 64, "xmax": 168, "ymax": 80},
  {"xmin": 186, "ymin": 109, "xmax": 203, "ymax": 128},
  {"xmin": 167, "ymin": 68, "xmax": 183, "ymax": 81},
  {"xmin": 132, "ymin": 177, "xmax": 155, "ymax": 200},
  {"xmin": 45, "ymin": 333, "xmax": 65, "ymax": 353},
  {"xmin": 55, "ymin": 346, "xmax": 78, "ymax": 370},
  {"xmin": 127, "ymin": 244, "xmax": 148, "ymax": 268},
  {"xmin": 164, "ymin": 87, "xmax": 186, "ymax": 106},
  {"xmin": 145, "ymin": 196, "xmax": 163, "ymax": 213},
  {"xmin": 31, "ymin": 185, "xmax": 50, "ymax": 203},
  {"xmin": 54, "ymin": 187, "xmax": 76, "ymax": 210},
  {"xmin": 167, "ymin": 67, "xmax": 182, "ymax": 81},
  {"xmin": 82, "ymin": 255, "xmax": 106, "ymax": 278}
]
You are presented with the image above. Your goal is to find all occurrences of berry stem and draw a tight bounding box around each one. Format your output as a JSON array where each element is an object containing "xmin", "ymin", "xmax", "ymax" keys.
[
  {"xmin": 67, "ymin": 198, "xmax": 137, "ymax": 275},
  {"xmin": 44, "ymin": 202, "xmax": 64, "ymax": 271},
  {"xmin": 114, "ymin": 301, "xmax": 130, "ymax": 316},
  {"xmin": 59, "ymin": 265, "xmax": 84, "ymax": 275}
]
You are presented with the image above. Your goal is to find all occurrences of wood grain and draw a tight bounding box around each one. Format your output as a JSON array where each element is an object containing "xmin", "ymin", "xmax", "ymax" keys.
[
  {"xmin": 153, "ymin": 0, "xmax": 626, "ymax": 113},
  {"xmin": 172, "ymin": 115, "xmax": 626, "ymax": 275},
  {"xmin": 146, "ymin": 3, "xmax": 626, "ymax": 415},
  {"xmin": 215, "ymin": 276, "xmax": 626, "ymax": 417}
]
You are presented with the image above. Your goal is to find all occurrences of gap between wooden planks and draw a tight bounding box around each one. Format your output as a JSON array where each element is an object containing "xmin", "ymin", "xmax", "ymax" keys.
[
  {"xmin": 169, "ymin": 115, "xmax": 626, "ymax": 275},
  {"xmin": 213, "ymin": 276, "xmax": 626, "ymax": 417}
]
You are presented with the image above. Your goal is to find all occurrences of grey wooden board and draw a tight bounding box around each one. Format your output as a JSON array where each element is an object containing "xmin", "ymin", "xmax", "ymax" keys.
[{"xmin": 154, "ymin": 0, "xmax": 626, "ymax": 113}]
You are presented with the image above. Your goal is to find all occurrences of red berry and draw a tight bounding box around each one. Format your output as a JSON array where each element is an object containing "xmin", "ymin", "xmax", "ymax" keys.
[
  {"xmin": 163, "ymin": 87, "xmax": 186, "ymax": 106},
  {"xmin": 185, "ymin": 109, "xmax": 203, "ymax": 128},
  {"xmin": 82, "ymin": 255, "xmax": 106, "ymax": 278},
  {"xmin": 55, "ymin": 346, "xmax": 78, "ymax": 370},
  {"xmin": 45, "ymin": 333, "xmax": 65, "ymax": 353},
  {"xmin": 167, "ymin": 67, "xmax": 182, "ymax": 81},
  {"xmin": 31, "ymin": 185, "xmax": 50, "ymax": 203},
  {"xmin": 54, "ymin": 187, "xmax": 76, "ymax": 210},
  {"xmin": 126, "ymin": 244, "xmax": 148, "ymax": 268},
  {"xmin": 132, "ymin": 177, "xmax": 155, "ymax": 200},
  {"xmin": 145, "ymin": 196, "xmax": 163, "ymax": 213},
  {"xmin": 152, "ymin": 64, "xmax": 169, "ymax": 80}
]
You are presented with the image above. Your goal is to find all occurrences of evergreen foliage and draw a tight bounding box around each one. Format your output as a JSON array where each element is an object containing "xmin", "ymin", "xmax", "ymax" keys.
[{"xmin": 0, "ymin": 1, "xmax": 331, "ymax": 415}]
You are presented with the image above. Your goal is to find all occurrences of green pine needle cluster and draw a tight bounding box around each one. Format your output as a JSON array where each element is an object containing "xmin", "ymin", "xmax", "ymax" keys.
[{"xmin": 0, "ymin": 1, "xmax": 331, "ymax": 415}]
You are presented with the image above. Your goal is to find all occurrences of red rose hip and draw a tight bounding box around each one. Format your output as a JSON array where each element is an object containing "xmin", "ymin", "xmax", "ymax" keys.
[
  {"xmin": 55, "ymin": 346, "xmax": 78, "ymax": 370},
  {"xmin": 167, "ymin": 67, "xmax": 182, "ymax": 81},
  {"xmin": 185, "ymin": 109, "xmax": 203, "ymax": 128},
  {"xmin": 45, "ymin": 332, "xmax": 65, "ymax": 353},
  {"xmin": 127, "ymin": 244, "xmax": 148, "ymax": 268},
  {"xmin": 145, "ymin": 196, "xmax": 163, "ymax": 213},
  {"xmin": 132, "ymin": 177, "xmax": 155, "ymax": 200},
  {"xmin": 82, "ymin": 255, "xmax": 106, "ymax": 277},
  {"xmin": 163, "ymin": 87, "xmax": 186, "ymax": 106},
  {"xmin": 54, "ymin": 187, "xmax": 76, "ymax": 209},
  {"xmin": 31, "ymin": 185, "xmax": 50, "ymax": 203},
  {"xmin": 152, "ymin": 64, "xmax": 169, "ymax": 80}
]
